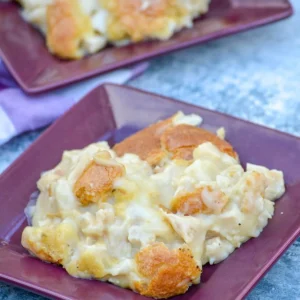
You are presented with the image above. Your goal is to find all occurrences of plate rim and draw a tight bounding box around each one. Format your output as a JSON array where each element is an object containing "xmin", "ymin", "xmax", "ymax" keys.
[
  {"xmin": 0, "ymin": 83, "xmax": 299, "ymax": 300},
  {"xmin": 0, "ymin": 2, "xmax": 293, "ymax": 94}
]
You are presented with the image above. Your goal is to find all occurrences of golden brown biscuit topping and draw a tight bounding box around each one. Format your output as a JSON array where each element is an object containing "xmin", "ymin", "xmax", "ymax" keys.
[
  {"xmin": 114, "ymin": 116, "xmax": 237, "ymax": 166},
  {"xmin": 172, "ymin": 186, "xmax": 229, "ymax": 215},
  {"xmin": 135, "ymin": 243, "xmax": 201, "ymax": 299},
  {"xmin": 46, "ymin": 0, "xmax": 92, "ymax": 58},
  {"xmin": 161, "ymin": 124, "xmax": 237, "ymax": 159},
  {"xmin": 103, "ymin": 0, "xmax": 187, "ymax": 42},
  {"xmin": 74, "ymin": 162, "xmax": 124, "ymax": 205},
  {"xmin": 113, "ymin": 118, "xmax": 173, "ymax": 166}
]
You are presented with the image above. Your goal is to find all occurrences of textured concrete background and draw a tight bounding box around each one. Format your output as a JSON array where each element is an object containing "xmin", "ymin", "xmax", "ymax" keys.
[{"xmin": 0, "ymin": 0, "xmax": 299, "ymax": 299}]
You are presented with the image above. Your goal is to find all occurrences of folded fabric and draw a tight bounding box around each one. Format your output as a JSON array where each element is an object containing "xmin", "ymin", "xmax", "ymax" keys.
[{"xmin": 0, "ymin": 60, "xmax": 149, "ymax": 145}]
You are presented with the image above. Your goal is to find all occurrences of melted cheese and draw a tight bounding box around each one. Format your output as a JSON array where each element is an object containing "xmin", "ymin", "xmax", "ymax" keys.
[{"xmin": 22, "ymin": 112, "xmax": 285, "ymax": 299}]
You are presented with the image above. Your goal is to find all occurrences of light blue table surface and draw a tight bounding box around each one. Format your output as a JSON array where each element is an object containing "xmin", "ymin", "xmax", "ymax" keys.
[{"xmin": 0, "ymin": 1, "xmax": 299, "ymax": 299}]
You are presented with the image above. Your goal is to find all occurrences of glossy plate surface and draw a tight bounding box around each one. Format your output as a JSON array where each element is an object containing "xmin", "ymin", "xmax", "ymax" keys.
[
  {"xmin": 0, "ymin": 0, "xmax": 293, "ymax": 93},
  {"xmin": 0, "ymin": 84, "xmax": 299, "ymax": 300}
]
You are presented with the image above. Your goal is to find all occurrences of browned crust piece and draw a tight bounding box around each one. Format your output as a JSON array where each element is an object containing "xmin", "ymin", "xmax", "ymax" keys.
[
  {"xmin": 135, "ymin": 242, "xmax": 201, "ymax": 299},
  {"xmin": 172, "ymin": 187, "xmax": 210, "ymax": 215},
  {"xmin": 172, "ymin": 186, "xmax": 228, "ymax": 215},
  {"xmin": 113, "ymin": 115, "xmax": 237, "ymax": 166},
  {"xmin": 103, "ymin": 0, "xmax": 187, "ymax": 42},
  {"xmin": 113, "ymin": 118, "xmax": 173, "ymax": 166},
  {"xmin": 46, "ymin": 0, "xmax": 92, "ymax": 59},
  {"xmin": 161, "ymin": 124, "xmax": 237, "ymax": 160},
  {"xmin": 74, "ymin": 162, "xmax": 124, "ymax": 205}
]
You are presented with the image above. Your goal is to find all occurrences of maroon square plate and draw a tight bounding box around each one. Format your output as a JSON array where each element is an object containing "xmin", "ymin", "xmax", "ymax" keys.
[
  {"xmin": 0, "ymin": 0, "xmax": 293, "ymax": 94},
  {"xmin": 0, "ymin": 84, "xmax": 299, "ymax": 300}
]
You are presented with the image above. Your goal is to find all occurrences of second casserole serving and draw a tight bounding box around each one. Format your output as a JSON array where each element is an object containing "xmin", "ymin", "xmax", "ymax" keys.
[{"xmin": 17, "ymin": 0, "xmax": 210, "ymax": 59}]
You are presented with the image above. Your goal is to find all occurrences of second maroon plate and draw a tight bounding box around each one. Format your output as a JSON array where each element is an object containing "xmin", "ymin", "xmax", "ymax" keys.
[
  {"xmin": 0, "ymin": 0, "xmax": 293, "ymax": 93},
  {"xmin": 0, "ymin": 84, "xmax": 299, "ymax": 300}
]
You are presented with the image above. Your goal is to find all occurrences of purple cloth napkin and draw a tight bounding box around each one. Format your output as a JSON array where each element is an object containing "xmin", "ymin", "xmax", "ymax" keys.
[{"xmin": 0, "ymin": 59, "xmax": 148, "ymax": 145}]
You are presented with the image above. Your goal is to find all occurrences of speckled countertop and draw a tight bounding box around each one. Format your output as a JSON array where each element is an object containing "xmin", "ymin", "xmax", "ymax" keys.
[{"xmin": 0, "ymin": 1, "xmax": 299, "ymax": 299}]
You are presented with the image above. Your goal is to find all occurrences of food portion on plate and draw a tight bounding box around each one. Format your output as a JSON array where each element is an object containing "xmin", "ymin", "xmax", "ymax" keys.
[
  {"xmin": 17, "ymin": 0, "xmax": 210, "ymax": 59},
  {"xmin": 21, "ymin": 112, "xmax": 285, "ymax": 299}
]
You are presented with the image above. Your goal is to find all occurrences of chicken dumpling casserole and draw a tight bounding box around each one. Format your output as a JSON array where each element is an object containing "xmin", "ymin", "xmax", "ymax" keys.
[
  {"xmin": 22, "ymin": 112, "xmax": 285, "ymax": 299},
  {"xmin": 17, "ymin": 0, "xmax": 211, "ymax": 59}
]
